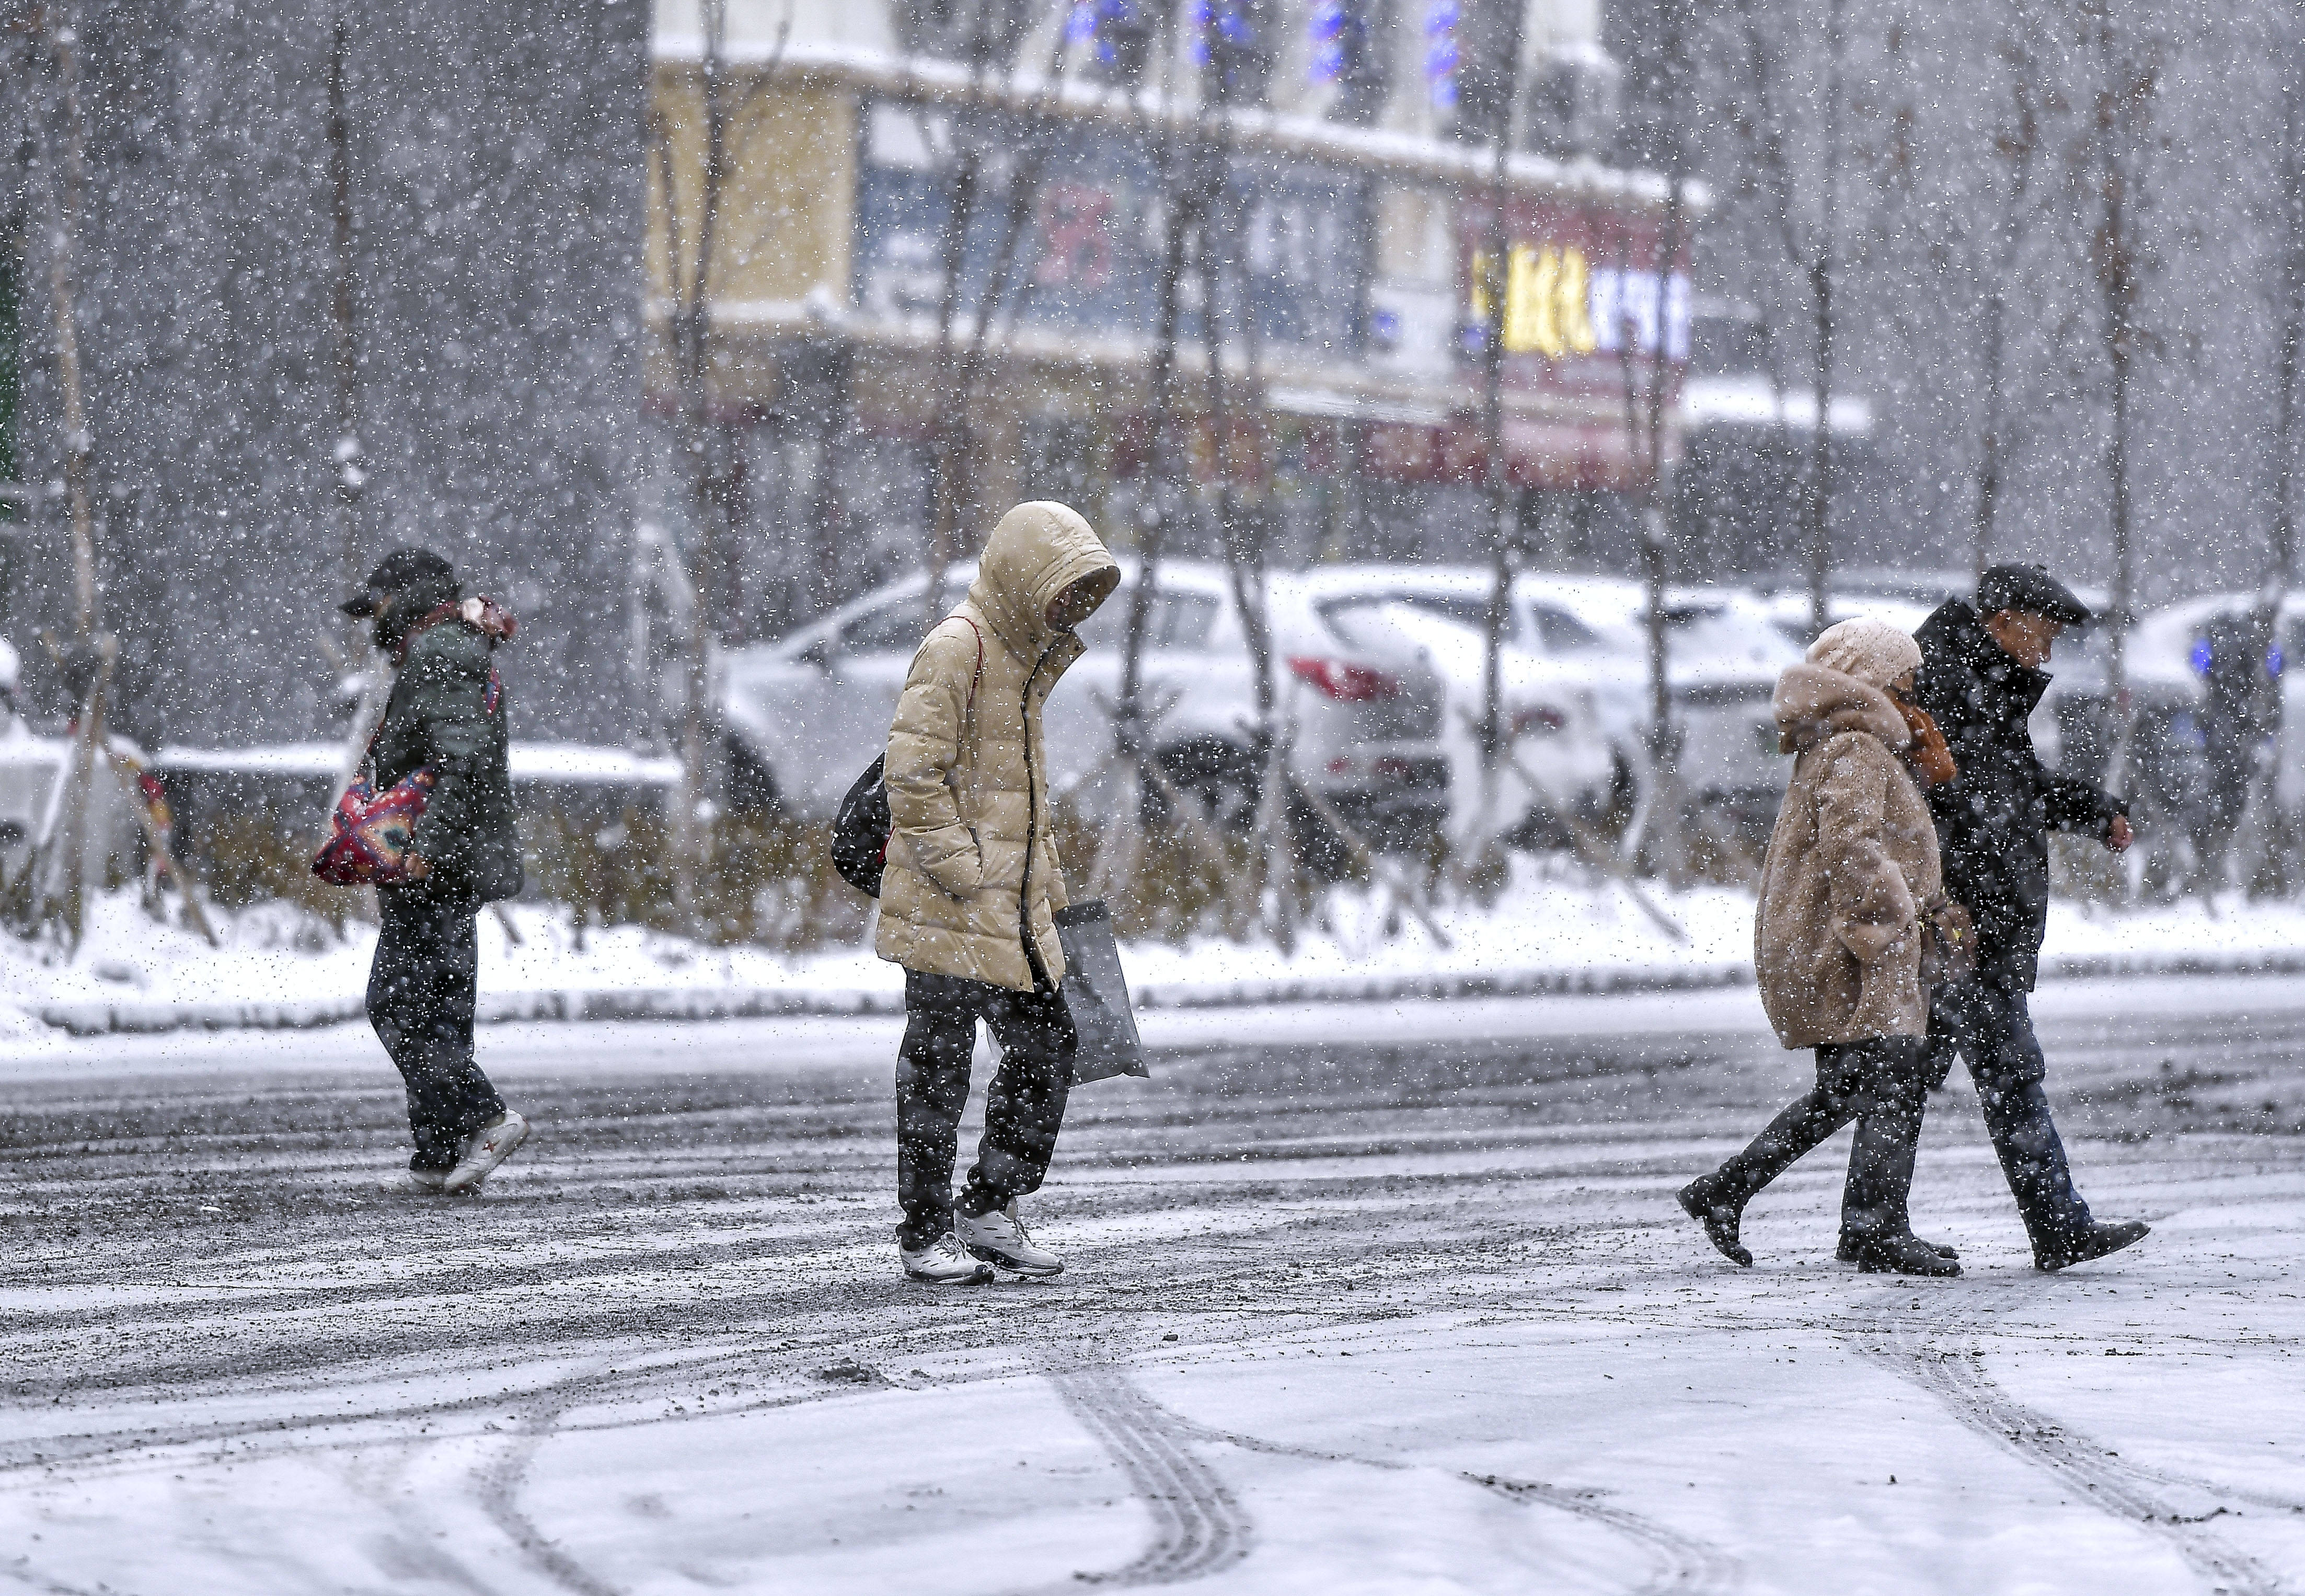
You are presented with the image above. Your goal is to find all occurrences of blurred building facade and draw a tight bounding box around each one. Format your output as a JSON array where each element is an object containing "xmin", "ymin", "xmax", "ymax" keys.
[{"xmin": 646, "ymin": 0, "xmax": 1694, "ymax": 644}]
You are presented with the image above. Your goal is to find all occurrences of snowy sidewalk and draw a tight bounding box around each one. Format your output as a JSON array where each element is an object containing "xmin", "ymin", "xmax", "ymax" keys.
[{"xmin": 6, "ymin": 869, "xmax": 2303, "ymax": 1037}]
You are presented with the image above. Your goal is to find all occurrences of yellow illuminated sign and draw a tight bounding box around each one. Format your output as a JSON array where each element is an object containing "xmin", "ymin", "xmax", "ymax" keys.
[{"xmin": 1470, "ymin": 242, "xmax": 1597, "ymax": 358}]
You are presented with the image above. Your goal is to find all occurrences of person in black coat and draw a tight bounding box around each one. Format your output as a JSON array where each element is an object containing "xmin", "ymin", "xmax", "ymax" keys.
[
  {"xmin": 341, "ymin": 548, "xmax": 530, "ymax": 1197},
  {"xmin": 1870, "ymin": 564, "xmax": 2150, "ymax": 1271}
]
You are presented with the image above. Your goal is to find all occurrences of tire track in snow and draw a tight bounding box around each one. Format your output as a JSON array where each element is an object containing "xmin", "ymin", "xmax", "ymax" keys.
[
  {"xmin": 1461, "ymin": 1474, "xmax": 1740, "ymax": 1596},
  {"xmin": 470, "ymin": 1360, "xmax": 630, "ymax": 1596},
  {"xmin": 1047, "ymin": 1365, "xmax": 1253, "ymax": 1586},
  {"xmin": 1153, "ymin": 1393, "xmax": 1739, "ymax": 1595},
  {"xmin": 1, "ymin": 1562, "xmax": 103, "ymax": 1596},
  {"xmin": 1855, "ymin": 1294, "xmax": 2290, "ymax": 1596}
]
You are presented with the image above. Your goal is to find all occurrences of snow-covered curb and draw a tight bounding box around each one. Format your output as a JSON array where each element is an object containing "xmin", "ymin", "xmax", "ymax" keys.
[
  {"xmin": 32, "ymin": 946, "xmax": 2305, "ymax": 1037},
  {"xmin": 29, "ymin": 962, "xmax": 1761, "ymax": 1036},
  {"xmin": 7, "ymin": 868, "xmax": 2303, "ymax": 1037}
]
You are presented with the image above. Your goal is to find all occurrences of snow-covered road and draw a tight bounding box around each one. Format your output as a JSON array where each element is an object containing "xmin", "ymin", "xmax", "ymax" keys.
[{"xmin": 5, "ymin": 978, "xmax": 2304, "ymax": 1594}]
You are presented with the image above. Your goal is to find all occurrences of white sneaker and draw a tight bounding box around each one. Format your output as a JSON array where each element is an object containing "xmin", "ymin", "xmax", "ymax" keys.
[
  {"xmin": 900, "ymin": 1231, "xmax": 995, "ymax": 1285},
  {"xmin": 403, "ymin": 1167, "xmax": 449, "ymax": 1194},
  {"xmin": 954, "ymin": 1200, "xmax": 1064, "ymax": 1277},
  {"xmin": 442, "ymin": 1111, "xmax": 528, "ymax": 1193}
]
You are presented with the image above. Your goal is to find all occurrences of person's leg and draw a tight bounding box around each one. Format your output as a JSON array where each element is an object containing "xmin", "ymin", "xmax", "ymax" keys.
[
  {"xmin": 1679, "ymin": 1049, "xmax": 1864, "ymax": 1265},
  {"xmin": 960, "ymin": 983, "xmax": 1077, "ymax": 1219},
  {"xmin": 1949, "ymin": 983, "xmax": 2095, "ymax": 1258},
  {"xmin": 1840, "ymin": 1036, "xmax": 1959, "ymax": 1274},
  {"xmin": 895, "ymin": 972, "xmax": 982, "ymax": 1251},
  {"xmin": 366, "ymin": 896, "xmax": 436, "ymax": 1167},
  {"xmin": 367, "ymin": 895, "xmax": 502, "ymax": 1172},
  {"xmin": 1840, "ymin": 1037, "xmax": 1928, "ymax": 1244},
  {"xmin": 1837, "ymin": 1022, "xmax": 1960, "ymax": 1257},
  {"xmin": 428, "ymin": 904, "xmax": 505, "ymax": 1146},
  {"xmin": 1704, "ymin": 1049, "xmax": 1866, "ymax": 1206}
]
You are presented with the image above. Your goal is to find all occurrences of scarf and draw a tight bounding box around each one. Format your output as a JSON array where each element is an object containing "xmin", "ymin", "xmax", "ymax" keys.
[{"xmin": 393, "ymin": 596, "xmax": 519, "ymax": 665}]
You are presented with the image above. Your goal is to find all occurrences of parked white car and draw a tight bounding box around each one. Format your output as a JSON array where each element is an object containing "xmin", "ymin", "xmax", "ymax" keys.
[
  {"xmin": 1288, "ymin": 566, "xmax": 1620, "ymax": 842},
  {"xmin": 1289, "ymin": 566, "xmax": 1803, "ymax": 840},
  {"xmin": 1516, "ymin": 575, "xmax": 1803, "ymax": 826},
  {"xmin": 0, "ymin": 716, "xmax": 151, "ymax": 890},
  {"xmin": 716, "ymin": 560, "xmax": 1454, "ymax": 848}
]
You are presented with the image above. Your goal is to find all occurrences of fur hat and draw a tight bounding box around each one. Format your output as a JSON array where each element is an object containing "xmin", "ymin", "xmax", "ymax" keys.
[{"xmin": 1806, "ymin": 617, "xmax": 1923, "ymax": 690}]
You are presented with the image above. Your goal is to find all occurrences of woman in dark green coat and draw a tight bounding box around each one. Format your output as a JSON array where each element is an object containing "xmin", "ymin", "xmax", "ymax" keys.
[{"xmin": 340, "ymin": 548, "xmax": 527, "ymax": 1194}]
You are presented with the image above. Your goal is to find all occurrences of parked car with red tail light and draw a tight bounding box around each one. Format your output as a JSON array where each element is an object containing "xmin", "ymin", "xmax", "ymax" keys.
[
  {"xmin": 715, "ymin": 559, "xmax": 1453, "ymax": 852},
  {"xmin": 1294, "ymin": 569, "xmax": 1621, "ymax": 844}
]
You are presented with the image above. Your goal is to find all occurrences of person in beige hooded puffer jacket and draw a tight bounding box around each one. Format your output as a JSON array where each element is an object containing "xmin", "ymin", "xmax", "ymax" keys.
[
  {"xmin": 1677, "ymin": 617, "xmax": 1963, "ymax": 1278},
  {"xmin": 878, "ymin": 501, "xmax": 1121, "ymax": 1285}
]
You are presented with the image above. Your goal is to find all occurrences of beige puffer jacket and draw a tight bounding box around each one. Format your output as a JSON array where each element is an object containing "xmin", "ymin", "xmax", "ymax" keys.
[
  {"xmin": 1755, "ymin": 662, "xmax": 1945, "ymax": 1048},
  {"xmin": 874, "ymin": 502, "xmax": 1120, "ymax": 992}
]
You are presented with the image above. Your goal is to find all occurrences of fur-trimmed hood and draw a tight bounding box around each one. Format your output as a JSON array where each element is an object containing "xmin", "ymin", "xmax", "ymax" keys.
[{"xmin": 1774, "ymin": 662, "xmax": 1911, "ymax": 756}]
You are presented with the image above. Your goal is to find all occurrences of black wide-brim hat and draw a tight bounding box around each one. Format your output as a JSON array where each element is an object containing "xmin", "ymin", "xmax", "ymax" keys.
[{"xmin": 339, "ymin": 547, "xmax": 456, "ymax": 616}]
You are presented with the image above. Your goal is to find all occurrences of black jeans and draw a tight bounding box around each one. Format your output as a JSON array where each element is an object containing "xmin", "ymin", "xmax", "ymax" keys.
[
  {"xmin": 1919, "ymin": 981, "xmax": 2094, "ymax": 1256},
  {"xmin": 1706, "ymin": 1036, "xmax": 1929, "ymax": 1244},
  {"xmin": 367, "ymin": 892, "xmax": 504, "ymax": 1171},
  {"xmin": 895, "ymin": 969, "xmax": 1076, "ymax": 1250}
]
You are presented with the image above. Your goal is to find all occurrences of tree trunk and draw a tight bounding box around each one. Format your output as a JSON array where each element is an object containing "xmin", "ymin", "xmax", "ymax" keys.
[
  {"xmin": 1803, "ymin": 258, "xmax": 1836, "ymax": 639},
  {"xmin": 327, "ymin": 7, "xmax": 366, "ymax": 598},
  {"xmin": 667, "ymin": 0, "xmax": 739, "ymax": 934},
  {"xmin": 1475, "ymin": 107, "xmax": 1514, "ymax": 817},
  {"xmin": 1972, "ymin": 63, "xmax": 2036, "ymax": 583},
  {"xmin": 41, "ymin": 9, "xmax": 96, "ymax": 643},
  {"xmin": 1113, "ymin": 133, "xmax": 1198, "ymax": 759},
  {"xmin": 926, "ymin": 131, "xmax": 983, "ymax": 623},
  {"xmin": 1629, "ymin": 0, "xmax": 1693, "ymax": 881},
  {"xmin": 1973, "ymin": 282, "xmax": 2007, "ymax": 583},
  {"xmin": 1801, "ymin": 0, "xmax": 1845, "ymax": 642},
  {"xmin": 19, "ymin": 5, "xmax": 107, "ymax": 946},
  {"xmin": 325, "ymin": 6, "xmax": 386, "ymax": 809},
  {"xmin": 2241, "ymin": 36, "xmax": 2303, "ymax": 891}
]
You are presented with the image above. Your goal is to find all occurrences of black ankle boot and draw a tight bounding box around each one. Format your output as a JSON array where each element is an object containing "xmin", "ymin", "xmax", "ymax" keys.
[
  {"xmin": 1855, "ymin": 1232, "xmax": 1962, "ymax": 1277},
  {"xmin": 1678, "ymin": 1177, "xmax": 1753, "ymax": 1267},
  {"xmin": 2035, "ymin": 1219, "xmax": 2149, "ymax": 1272},
  {"xmin": 1836, "ymin": 1232, "xmax": 1957, "ymax": 1265}
]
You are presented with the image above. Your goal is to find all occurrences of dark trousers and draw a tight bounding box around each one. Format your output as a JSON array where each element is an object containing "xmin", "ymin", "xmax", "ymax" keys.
[
  {"xmin": 896, "ymin": 969, "xmax": 1076, "ymax": 1250},
  {"xmin": 1917, "ymin": 981, "xmax": 2094, "ymax": 1256},
  {"xmin": 367, "ymin": 893, "xmax": 504, "ymax": 1171},
  {"xmin": 1707, "ymin": 1037, "xmax": 1928, "ymax": 1243}
]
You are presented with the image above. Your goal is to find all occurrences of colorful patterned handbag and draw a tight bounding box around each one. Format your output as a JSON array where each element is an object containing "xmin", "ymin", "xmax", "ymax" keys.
[{"xmin": 312, "ymin": 766, "xmax": 436, "ymax": 886}]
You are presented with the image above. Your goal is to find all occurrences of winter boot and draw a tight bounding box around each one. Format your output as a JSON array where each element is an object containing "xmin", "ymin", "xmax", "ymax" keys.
[
  {"xmin": 954, "ymin": 1199, "xmax": 1064, "ymax": 1277},
  {"xmin": 1855, "ymin": 1232, "xmax": 1962, "ymax": 1277},
  {"xmin": 1835, "ymin": 1048, "xmax": 1948, "ymax": 1265},
  {"xmin": 901, "ymin": 1231, "xmax": 995, "ymax": 1285},
  {"xmin": 443, "ymin": 1110, "xmax": 528, "ymax": 1194},
  {"xmin": 1836, "ymin": 1232, "xmax": 1956, "ymax": 1265},
  {"xmin": 1841, "ymin": 1063, "xmax": 1943, "ymax": 1271},
  {"xmin": 2035, "ymin": 1219, "xmax": 2150, "ymax": 1273},
  {"xmin": 1677, "ymin": 1176, "xmax": 1752, "ymax": 1268}
]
